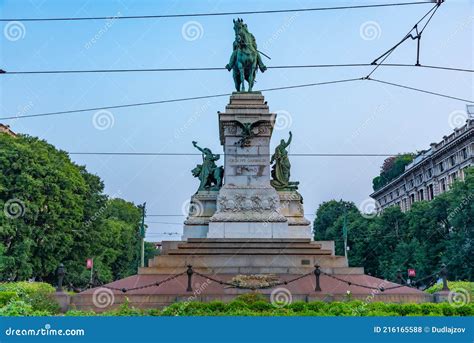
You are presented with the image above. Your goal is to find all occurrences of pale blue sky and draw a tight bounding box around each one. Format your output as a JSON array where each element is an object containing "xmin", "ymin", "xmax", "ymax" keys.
[{"xmin": 1, "ymin": 0, "xmax": 472, "ymax": 240}]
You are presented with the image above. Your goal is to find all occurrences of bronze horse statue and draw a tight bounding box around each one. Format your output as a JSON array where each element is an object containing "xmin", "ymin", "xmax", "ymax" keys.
[{"xmin": 226, "ymin": 18, "xmax": 267, "ymax": 92}]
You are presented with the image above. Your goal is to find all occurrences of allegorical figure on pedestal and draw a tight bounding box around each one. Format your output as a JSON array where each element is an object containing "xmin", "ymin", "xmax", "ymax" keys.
[
  {"xmin": 226, "ymin": 18, "xmax": 267, "ymax": 92},
  {"xmin": 192, "ymin": 141, "xmax": 224, "ymax": 192},
  {"xmin": 270, "ymin": 131, "xmax": 299, "ymax": 191}
]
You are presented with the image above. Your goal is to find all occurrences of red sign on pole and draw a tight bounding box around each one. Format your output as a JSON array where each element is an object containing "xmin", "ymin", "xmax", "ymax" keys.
[
  {"xmin": 86, "ymin": 258, "xmax": 93, "ymax": 270},
  {"xmin": 408, "ymin": 268, "xmax": 416, "ymax": 277}
]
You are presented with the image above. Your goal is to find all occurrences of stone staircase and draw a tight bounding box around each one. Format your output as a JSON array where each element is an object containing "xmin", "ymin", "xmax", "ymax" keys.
[{"xmin": 139, "ymin": 239, "xmax": 362, "ymax": 275}]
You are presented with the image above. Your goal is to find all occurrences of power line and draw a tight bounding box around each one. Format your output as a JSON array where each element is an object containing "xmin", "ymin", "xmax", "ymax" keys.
[
  {"xmin": 2, "ymin": 63, "xmax": 472, "ymax": 75},
  {"xmin": 146, "ymin": 223, "xmax": 180, "ymax": 225},
  {"xmin": 0, "ymin": 2, "xmax": 432, "ymax": 22},
  {"xmin": 147, "ymin": 214, "xmax": 185, "ymax": 217},
  {"xmin": 368, "ymin": 78, "xmax": 474, "ymax": 103},
  {"xmin": 68, "ymin": 152, "xmax": 398, "ymax": 157},
  {"xmin": 2, "ymin": 75, "xmax": 471, "ymax": 121},
  {"xmin": 367, "ymin": 2, "xmax": 441, "ymax": 78},
  {"xmin": 0, "ymin": 78, "xmax": 361, "ymax": 120}
]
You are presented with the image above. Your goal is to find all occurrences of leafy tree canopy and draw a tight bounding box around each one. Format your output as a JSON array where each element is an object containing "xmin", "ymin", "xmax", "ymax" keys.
[
  {"xmin": 314, "ymin": 167, "xmax": 474, "ymax": 282},
  {"xmin": 372, "ymin": 153, "xmax": 415, "ymax": 191},
  {"xmin": 0, "ymin": 134, "xmax": 150, "ymax": 287}
]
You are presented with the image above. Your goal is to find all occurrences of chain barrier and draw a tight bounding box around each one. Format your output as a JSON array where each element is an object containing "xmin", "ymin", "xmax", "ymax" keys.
[
  {"xmin": 320, "ymin": 268, "xmax": 442, "ymax": 292},
  {"xmin": 80, "ymin": 265, "xmax": 445, "ymax": 294},
  {"xmin": 99, "ymin": 271, "xmax": 187, "ymax": 293}
]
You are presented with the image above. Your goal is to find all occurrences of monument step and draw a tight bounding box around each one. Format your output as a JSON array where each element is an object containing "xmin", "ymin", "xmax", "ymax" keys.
[
  {"xmin": 148, "ymin": 254, "xmax": 348, "ymax": 269},
  {"xmin": 139, "ymin": 266, "xmax": 365, "ymax": 275},
  {"xmin": 175, "ymin": 242, "xmax": 323, "ymax": 250},
  {"xmin": 167, "ymin": 248, "xmax": 332, "ymax": 255},
  {"xmin": 187, "ymin": 238, "xmax": 312, "ymax": 243}
]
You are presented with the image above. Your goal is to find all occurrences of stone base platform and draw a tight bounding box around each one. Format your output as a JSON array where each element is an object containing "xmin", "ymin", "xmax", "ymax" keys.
[
  {"xmin": 72, "ymin": 272, "xmax": 432, "ymax": 312},
  {"xmin": 72, "ymin": 239, "xmax": 431, "ymax": 311}
]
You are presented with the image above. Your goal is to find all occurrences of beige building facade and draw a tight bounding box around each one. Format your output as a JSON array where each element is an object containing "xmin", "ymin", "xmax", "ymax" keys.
[{"xmin": 371, "ymin": 118, "xmax": 474, "ymax": 212}]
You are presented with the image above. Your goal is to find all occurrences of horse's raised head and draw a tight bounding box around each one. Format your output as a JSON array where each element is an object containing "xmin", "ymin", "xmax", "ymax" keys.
[{"xmin": 233, "ymin": 18, "xmax": 245, "ymax": 32}]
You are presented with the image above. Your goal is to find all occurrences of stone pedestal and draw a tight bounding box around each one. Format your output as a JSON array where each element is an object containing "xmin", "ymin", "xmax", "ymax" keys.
[
  {"xmin": 206, "ymin": 92, "xmax": 311, "ymax": 239},
  {"xmin": 182, "ymin": 191, "xmax": 218, "ymax": 240},
  {"xmin": 278, "ymin": 191, "xmax": 312, "ymax": 237},
  {"xmin": 181, "ymin": 92, "xmax": 312, "ymax": 239},
  {"xmin": 54, "ymin": 292, "xmax": 71, "ymax": 313}
]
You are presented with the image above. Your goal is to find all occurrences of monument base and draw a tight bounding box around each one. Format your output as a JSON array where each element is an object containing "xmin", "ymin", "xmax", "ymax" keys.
[
  {"xmin": 73, "ymin": 238, "xmax": 432, "ymax": 311},
  {"xmin": 207, "ymin": 221, "xmax": 310, "ymax": 239}
]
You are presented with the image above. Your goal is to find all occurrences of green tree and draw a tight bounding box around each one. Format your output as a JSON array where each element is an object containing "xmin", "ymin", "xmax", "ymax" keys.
[
  {"xmin": 441, "ymin": 168, "xmax": 474, "ymax": 280},
  {"xmin": 372, "ymin": 154, "xmax": 415, "ymax": 191},
  {"xmin": 313, "ymin": 200, "xmax": 358, "ymax": 255},
  {"xmin": 312, "ymin": 169, "xmax": 473, "ymax": 282},
  {"xmin": 0, "ymin": 134, "xmax": 145, "ymax": 287}
]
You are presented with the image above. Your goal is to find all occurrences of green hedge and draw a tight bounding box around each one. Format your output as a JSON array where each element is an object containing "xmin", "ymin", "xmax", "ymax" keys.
[
  {"xmin": 0, "ymin": 291, "xmax": 18, "ymax": 307},
  {"xmin": 61, "ymin": 294, "xmax": 473, "ymax": 317},
  {"xmin": 426, "ymin": 281, "xmax": 474, "ymax": 295},
  {"xmin": 0, "ymin": 282, "xmax": 60, "ymax": 315}
]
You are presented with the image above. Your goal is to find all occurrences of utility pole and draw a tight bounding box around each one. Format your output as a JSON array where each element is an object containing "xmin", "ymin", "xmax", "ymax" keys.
[
  {"xmin": 343, "ymin": 205, "xmax": 348, "ymax": 262},
  {"xmin": 139, "ymin": 202, "xmax": 146, "ymax": 268}
]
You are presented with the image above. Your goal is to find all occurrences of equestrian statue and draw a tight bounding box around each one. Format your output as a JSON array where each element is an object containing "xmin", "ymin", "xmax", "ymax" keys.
[{"xmin": 226, "ymin": 18, "xmax": 267, "ymax": 92}]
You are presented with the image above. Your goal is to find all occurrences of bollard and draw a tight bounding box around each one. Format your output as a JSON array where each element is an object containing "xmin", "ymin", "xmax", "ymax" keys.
[
  {"xmin": 396, "ymin": 269, "xmax": 404, "ymax": 285},
  {"xmin": 186, "ymin": 265, "xmax": 194, "ymax": 292},
  {"xmin": 440, "ymin": 263, "xmax": 449, "ymax": 291},
  {"xmin": 314, "ymin": 265, "xmax": 321, "ymax": 292},
  {"xmin": 56, "ymin": 263, "xmax": 65, "ymax": 292}
]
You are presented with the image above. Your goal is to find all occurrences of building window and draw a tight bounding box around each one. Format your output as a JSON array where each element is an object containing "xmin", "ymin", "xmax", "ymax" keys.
[
  {"xmin": 428, "ymin": 184, "xmax": 434, "ymax": 200},
  {"xmin": 409, "ymin": 180, "xmax": 414, "ymax": 188},
  {"xmin": 450, "ymin": 172, "xmax": 457, "ymax": 183},
  {"xmin": 440, "ymin": 178, "xmax": 446, "ymax": 192},
  {"xmin": 389, "ymin": 192, "xmax": 393, "ymax": 200},
  {"xmin": 418, "ymin": 189, "xmax": 424, "ymax": 201},
  {"xmin": 416, "ymin": 174, "xmax": 423, "ymax": 184},
  {"xmin": 410, "ymin": 193, "xmax": 415, "ymax": 205},
  {"xmin": 439, "ymin": 161, "xmax": 445, "ymax": 172},
  {"xmin": 396, "ymin": 189, "xmax": 400, "ymax": 197},
  {"xmin": 462, "ymin": 148, "xmax": 468, "ymax": 160},
  {"xmin": 427, "ymin": 168, "xmax": 433, "ymax": 178},
  {"xmin": 449, "ymin": 155, "xmax": 456, "ymax": 167}
]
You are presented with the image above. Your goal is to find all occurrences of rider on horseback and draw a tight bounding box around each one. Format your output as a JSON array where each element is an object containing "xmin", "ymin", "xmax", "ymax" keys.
[{"xmin": 226, "ymin": 18, "xmax": 267, "ymax": 92}]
